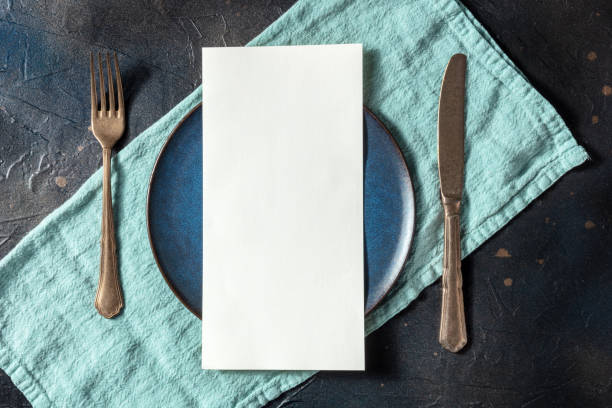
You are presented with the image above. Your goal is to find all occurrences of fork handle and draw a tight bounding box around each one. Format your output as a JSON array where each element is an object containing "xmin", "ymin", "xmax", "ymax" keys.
[
  {"xmin": 439, "ymin": 199, "xmax": 467, "ymax": 352},
  {"xmin": 95, "ymin": 147, "xmax": 124, "ymax": 318}
]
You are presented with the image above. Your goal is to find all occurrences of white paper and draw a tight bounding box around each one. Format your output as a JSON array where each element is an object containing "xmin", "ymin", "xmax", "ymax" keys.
[{"xmin": 201, "ymin": 44, "xmax": 364, "ymax": 370}]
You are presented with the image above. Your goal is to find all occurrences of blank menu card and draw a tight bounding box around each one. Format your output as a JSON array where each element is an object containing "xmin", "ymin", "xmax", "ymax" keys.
[{"xmin": 201, "ymin": 44, "xmax": 364, "ymax": 370}]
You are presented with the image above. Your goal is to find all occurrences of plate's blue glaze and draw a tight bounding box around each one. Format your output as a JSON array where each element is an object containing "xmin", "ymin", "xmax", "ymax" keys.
[{"xmin": 147, "ymin": 105, "xmax": 415, "ymax": 318}]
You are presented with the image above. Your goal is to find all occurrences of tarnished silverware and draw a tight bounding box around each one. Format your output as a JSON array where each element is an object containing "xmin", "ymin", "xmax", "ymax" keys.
[
  {"xmin": 89, "ymin": 52, "xmax": 125, "ymax": 318},
  {"xmin": 437, "ymin": 53, "xmax": 467, "ymax": 352}
]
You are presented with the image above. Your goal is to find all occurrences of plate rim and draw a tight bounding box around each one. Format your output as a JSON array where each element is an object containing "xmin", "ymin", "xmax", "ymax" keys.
[
  {"xmin": 147, "ymin": 103, "xmax": 203, "ymax": 318},
  {"xmin": 146, "ymin": 102, "xmax": 416, "ymax": 319},
  {"xmin": 362, "ymin": 105, "xmax": 416, "ymax": 315}
]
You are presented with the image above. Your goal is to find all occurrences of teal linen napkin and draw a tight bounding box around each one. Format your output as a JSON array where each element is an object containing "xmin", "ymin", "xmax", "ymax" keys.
[{"xmin": 0, "ymin": 0, "xmax": 587, "ymax": 406}]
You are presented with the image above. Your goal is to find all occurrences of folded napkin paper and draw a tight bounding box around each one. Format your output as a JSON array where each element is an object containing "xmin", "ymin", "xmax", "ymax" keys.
[
  {"xmin": 0, "ymin": 0, "xmax": 587, "ymax": 407},
  {"xmin": 201, "ymin": 45, "xmax": 366, "ymax": 370}
]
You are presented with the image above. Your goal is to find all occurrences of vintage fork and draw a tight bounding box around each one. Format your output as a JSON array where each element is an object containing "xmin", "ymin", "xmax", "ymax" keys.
[{"xmin": 90, "ymin": 52, "xmax": 125, "ymax": 318}]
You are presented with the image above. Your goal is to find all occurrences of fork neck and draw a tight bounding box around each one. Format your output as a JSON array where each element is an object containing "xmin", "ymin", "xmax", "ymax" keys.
[
  {"xmin": 102, "ymin": 148, "xmax": 112, "ymax": 184},
  {"xmin": 102, "ymin": 147, "xmax": 112, "ymax": 162}
]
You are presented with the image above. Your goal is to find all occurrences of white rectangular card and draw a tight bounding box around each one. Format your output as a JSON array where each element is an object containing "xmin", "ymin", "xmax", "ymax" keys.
[{"xmin": 202, "ymin": 44, "xmax": 364, "ymax": 370}]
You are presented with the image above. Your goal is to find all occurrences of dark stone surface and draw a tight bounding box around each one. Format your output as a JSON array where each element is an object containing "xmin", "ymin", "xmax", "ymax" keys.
[{"xmin": 0, "ymin": 0, "xmax": 610, "ymax": 407}]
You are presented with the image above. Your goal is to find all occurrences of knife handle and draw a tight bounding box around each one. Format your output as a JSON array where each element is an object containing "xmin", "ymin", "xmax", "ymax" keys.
[{"xmin": 439, "ymin": 198, "xmax": 467, "ymax": 352}]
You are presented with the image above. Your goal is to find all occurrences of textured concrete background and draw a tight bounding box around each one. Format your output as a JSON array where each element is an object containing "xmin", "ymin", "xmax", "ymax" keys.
[{"xmin": 0, "ymin": 0, "xmax": 610, "ymax": 407}]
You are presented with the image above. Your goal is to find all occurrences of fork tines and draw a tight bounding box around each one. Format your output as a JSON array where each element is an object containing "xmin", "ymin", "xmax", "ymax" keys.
[{"xmin": 89, "ymin": 52, "xmax": 124, "ymax": 118}]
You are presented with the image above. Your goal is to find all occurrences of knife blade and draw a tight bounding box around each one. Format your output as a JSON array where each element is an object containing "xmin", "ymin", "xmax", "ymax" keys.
[
  {"xmin": 437, "ymin": 53, "xmax": 467, "ymax": 353},
  {"xmin": 438, "ymin": 54, "xmax": 466, "ymax": 200}
]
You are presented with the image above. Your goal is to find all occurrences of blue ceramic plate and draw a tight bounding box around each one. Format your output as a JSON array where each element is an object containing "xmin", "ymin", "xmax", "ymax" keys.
[{"xmin": 147, "ymin": 104, "xmax": 415, "ymax": 318}]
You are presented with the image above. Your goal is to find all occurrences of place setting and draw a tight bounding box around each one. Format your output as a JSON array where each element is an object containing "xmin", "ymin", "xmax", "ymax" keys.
[
  {"xmin": 91, "ymin": 42, "xmax": 465, "ymax": 367},
  {"xmin": 0, "ymin": 0, "xmax": 591, "ymax": 406}
]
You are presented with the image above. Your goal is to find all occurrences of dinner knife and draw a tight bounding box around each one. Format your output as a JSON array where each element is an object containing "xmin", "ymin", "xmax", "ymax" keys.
[{"xmin": 437, "ymin": 53, "xmax": 467, "ymax": 353}]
